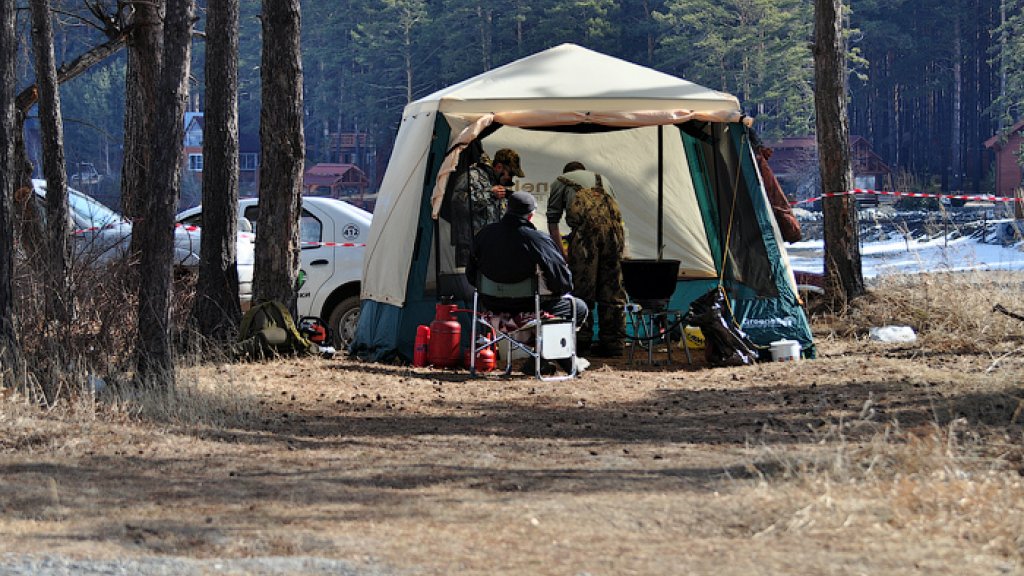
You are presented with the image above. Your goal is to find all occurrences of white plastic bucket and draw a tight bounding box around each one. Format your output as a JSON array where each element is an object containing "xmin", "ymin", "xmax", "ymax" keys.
[{"xmin": 769, "ymin": 339, "xmax": 801, "ymax": 362}]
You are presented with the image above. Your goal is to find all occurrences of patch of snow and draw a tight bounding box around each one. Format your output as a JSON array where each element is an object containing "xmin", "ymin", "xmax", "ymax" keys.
[{"xmin": 787, "ymin": 211, "xmax": 1024, "ymax": 279}]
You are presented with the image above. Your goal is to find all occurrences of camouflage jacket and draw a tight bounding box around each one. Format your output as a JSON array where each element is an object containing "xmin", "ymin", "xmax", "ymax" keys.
[
  {"xmin": 451, "ymin": 163, "xmax": 505, "ymax": 234},
  {"xmin": 559, "ymin": 174, "xmax": 625, "ymax": 250}
]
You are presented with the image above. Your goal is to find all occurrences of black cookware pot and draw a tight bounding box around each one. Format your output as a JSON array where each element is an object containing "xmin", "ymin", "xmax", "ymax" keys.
[{"xmin": 621, "ymin": 259, "xmax": 681, "ymax": 304}]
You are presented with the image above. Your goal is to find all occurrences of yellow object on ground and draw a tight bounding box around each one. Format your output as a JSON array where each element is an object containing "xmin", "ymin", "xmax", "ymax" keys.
[{"xmin": 682, "ymin": 325, "xmax": 705, "ymax": 350}]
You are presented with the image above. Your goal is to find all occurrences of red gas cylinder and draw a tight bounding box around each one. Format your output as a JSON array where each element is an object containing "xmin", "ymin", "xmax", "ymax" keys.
[
  {"xmin": 427, "ymin": 303, "xmax": 461, "ymax": 368},
  {"xmin": 413, "ymin": 325, "xmax": 431, "ymax": 367},
  {"xmin": 464, "ymin": 345, "xmax": 497, "ymax": 372}
]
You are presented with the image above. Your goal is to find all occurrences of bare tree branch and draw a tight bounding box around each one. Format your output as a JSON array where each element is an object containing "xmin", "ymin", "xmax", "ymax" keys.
[{"xmin": 15, "ymin": 2, "xmax": 131, "ymax": 113}]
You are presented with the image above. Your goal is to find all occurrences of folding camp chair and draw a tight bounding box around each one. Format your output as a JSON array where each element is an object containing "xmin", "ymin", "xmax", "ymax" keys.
[{"xmin": 469, "ymin": 274, "xmax": 578, "ymax": 381}]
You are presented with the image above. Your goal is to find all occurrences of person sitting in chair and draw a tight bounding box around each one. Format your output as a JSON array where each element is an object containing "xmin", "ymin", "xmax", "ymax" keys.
[{"xmin": 466, "ymin": 191, "xmax": 589, "ymax": 371}]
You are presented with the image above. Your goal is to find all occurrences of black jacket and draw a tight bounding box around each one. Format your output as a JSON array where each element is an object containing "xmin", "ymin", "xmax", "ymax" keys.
[{"xmin": 466, "ymin": 213, "xmax": 574, "ymax": 312}]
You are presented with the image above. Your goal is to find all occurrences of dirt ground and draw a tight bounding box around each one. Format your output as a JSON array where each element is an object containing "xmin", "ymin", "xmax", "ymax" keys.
[{"xmin": 2, "ymin": 321, "xmax": 1023, "ymax": 575}]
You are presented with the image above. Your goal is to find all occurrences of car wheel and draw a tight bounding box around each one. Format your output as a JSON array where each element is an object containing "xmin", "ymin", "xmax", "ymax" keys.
[{"xmin": 328, "ymin": 295, "xmax": 361, "ymax": 351}]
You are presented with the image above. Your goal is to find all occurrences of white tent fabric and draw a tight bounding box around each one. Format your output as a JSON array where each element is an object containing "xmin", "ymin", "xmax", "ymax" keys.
[
  {"xmin": 362, "ymin": 44, "xmax": 747, "ymax": 308},
  {"xmin": 429, "ymin": 109, "xmax": 748, "ymax": 219},
  {"xmin": 411, "ymin": 42, "xmax": 741, "ymax": 116}
]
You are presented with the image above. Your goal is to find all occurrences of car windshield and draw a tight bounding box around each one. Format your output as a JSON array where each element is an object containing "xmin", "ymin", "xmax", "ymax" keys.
[
  {"xmin": 67, "ymin": 188, "xmax": 123, "ymax": 229},
  {"xmin": 34, "ymin": 180, "xmax": 125, "ymax": 229}
]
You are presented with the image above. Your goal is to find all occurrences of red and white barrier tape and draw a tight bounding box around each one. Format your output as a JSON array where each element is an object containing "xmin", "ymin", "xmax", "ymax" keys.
[
  {"xmin": 73, "ymin": 222, "xmax": 201, "ymax": 236},
  {"xmin": 792, "ymin": 189, "xmax": 1022, "ymax": 206},
  {"xmin": 300, "ymin": 242, "xmax": 366, "ymax": 247},
  {"xmin": 72, "ymin": 223, "xmax": 122, "ymax": 235},
  {"xmin": 73, "ymin": 223, "xmax": 365, "ymax": 248}
]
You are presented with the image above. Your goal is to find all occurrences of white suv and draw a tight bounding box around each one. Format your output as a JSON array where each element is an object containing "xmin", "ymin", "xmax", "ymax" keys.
[{"xmin": 177, "ymin": 196, "xmax": 371, "ymax": 349}]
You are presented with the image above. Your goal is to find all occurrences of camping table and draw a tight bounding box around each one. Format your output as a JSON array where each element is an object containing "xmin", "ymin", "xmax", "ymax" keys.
[{"xmin": 625, "ymin": 303, "xmax": 691, "ymax": 366}]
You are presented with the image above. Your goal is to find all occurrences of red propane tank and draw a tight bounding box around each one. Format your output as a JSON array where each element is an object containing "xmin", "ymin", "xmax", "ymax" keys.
[
  {"xmin": 427, "ymin": 303, "xmax": 461, "ymax": 368},
  {"xmin": 464, "ymin": 345, "xmax": 497, "ymax": 372},
  {"xmin": 413, "ymin": 325, "xmax": 431, "ymax": 367}
]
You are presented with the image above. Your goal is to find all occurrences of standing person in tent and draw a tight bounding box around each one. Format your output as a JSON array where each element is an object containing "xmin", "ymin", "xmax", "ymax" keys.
[
  {"xmin": 450, "ymin": 147, "xmax": 524, "ymax": 241},
  {"xmin": 547, "ymin": 161, "xmax": 627, "ymax": 357}
]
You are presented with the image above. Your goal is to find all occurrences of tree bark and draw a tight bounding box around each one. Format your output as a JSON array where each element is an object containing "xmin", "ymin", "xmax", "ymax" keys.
[
  {"xmin": 31, "ymin": 0, "xmax": 73, "ymax": 403},
  {"xmin": 0, "ymin": 0, "xmax": 21, "ymax": 384},
  {"xmin": 121, "ymin": 0, "xmax": 162, "ymax": 222},
  {"xmin": 951, "ymin": 18, "xmax": 963, "ymax": 192},
  {"xmin": 814, "ymin": 0, "xmax": 864, "ymax": 301},
  {"xmin": 191, "ymin": 0, "xmax": 242, "ymax": 341},
  {"xmin": 477, "ymin": 4, "xmax": 491, "ymax": 71},
  {"xmin": 253, "ymin": 0, "xmax": 304, "ymax": 312},
  {"xmin": 135, "ymin": 0, "xmax": 194, "ymax": 386}
]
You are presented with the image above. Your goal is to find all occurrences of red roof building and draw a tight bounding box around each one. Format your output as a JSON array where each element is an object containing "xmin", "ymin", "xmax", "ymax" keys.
[
  {"xmin": 983, "ymin": 119, "xmax": 1024, "ymax": 200},
  {"xmin": 765, "ymin": 135, "xmax": 893, "ymax": 203},
  {"xmin": 303, "ymin": 163, "xmax": 374, "ymax": 210}
]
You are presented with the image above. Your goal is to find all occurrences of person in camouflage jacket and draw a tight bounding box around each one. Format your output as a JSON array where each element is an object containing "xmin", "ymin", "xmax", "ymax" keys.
[
  {"xmin": 450, "ymin": 148, "xmax": 524, "ymax": 265},
  {"xmin": 547, "ymin": 161, "xmax": 627, "ymax": 356}
]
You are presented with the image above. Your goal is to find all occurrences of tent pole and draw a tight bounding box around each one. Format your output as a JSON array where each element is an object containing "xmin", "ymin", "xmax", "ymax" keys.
[
  {"xmin": 433, "ymin": 209, "xmax": 441, "ymax": 299},
  {"xmin": 657, "ymin": 125, "xmax": 664, "ymax": 261}
]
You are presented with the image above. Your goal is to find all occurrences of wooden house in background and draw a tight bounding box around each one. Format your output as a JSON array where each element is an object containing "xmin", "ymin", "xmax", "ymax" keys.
[
  {"xmin": 766, "ymin": 135, "xmax": 893, "ymax": 205},
  {"xmin": 303, "ymin": 163, "xmax": 374, "ymax": 211},
  {"xmin": 763, "ymin": 136, "xmax": 818, "ymax": 202},
  {"xmin": 183, "ymin": 112, "xmax": 204, "ymax": 175},
  {"xmin": 983, "ymin": 119, "xmax": 1024, "ymax": 199},
  {"xmin": 182, "ymin": 112, "xmax": 261, "ymax": 196},
  {"xmin": 328, "ymin": 131, "xmax": 379, "ymax": 188},
  {"xmin": 237, "ymin": 134, "xmax": 261, "ymax": 194},
  {"xmin": 848, "ymin": 135, "xmax": 895, "ymax": 193}
]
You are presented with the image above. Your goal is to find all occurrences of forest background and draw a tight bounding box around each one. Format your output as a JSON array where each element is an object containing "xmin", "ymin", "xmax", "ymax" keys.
[{"xmin": 11, "ymin": 0, "xmax": 1024, "ymax": 207}]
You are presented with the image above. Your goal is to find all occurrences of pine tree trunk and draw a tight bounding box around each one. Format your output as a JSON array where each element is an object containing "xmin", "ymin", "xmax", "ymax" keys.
[
  {"xmin": 121, "ymin": 0, "xmax": 162, "ymax": 223},
  {"xmin": 31, "ymin": 0, "xmax": 73, "ymax": 402},
  {"xmin": 253, "ymin": 0, "xmax": 304, "ymax": 312},
  {"xmin": 477, "ymin": 5, "xmax": 491, "ymax": 71},
  {"xmin": 0, "ymin": 0, "xmax": 20, "ymax": 382},
  {"xmin": 951, "ymin": 19, "xmax": 963, "ymax": 192},
  {"xmin": 135, "ymin": 0, "xmax": 194, "ymax": 386},
  {"xmin": 191, "ymin": 0, "xmax": 242, "ymax": 342},
  {"xmin": 814, "ymin": 0, "xmax": 864, "ymax": 301},
  {"xmin": 404, "ymin": 22, "xmax": 414, "ymax": 104}
]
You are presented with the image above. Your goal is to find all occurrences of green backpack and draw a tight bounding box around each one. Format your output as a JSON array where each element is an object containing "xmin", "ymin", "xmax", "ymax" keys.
[
  {"xmin": 235, "ymin": 300, "xmax": 318, "ymax": 359},
  {"xmin": 558, "ymin": 174, "xmax": 625, "ymax": 250}
]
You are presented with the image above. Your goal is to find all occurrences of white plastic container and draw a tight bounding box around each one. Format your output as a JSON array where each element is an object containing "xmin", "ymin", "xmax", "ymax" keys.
[
  {"xmin": 769, "ymin": 339, "xmax": 801, "ymax": 362},
  {"xmin": 540, "ymin": 322, "xmax": 575, "ymax": 360},
  {"xmin": 497, "ymin": 336, "xmax": 531, "ymax": 365}
]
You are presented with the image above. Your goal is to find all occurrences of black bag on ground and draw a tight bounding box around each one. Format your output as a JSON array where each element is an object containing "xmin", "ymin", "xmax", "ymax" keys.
[{"xmin": 683, "ymin": 288, "xmax": 760, "ymax": 367}]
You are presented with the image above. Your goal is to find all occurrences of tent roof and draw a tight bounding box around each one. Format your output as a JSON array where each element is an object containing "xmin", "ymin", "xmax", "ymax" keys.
[{"xmin": 410, "ymin": 44, "xmax": 741, "ymax": 116}]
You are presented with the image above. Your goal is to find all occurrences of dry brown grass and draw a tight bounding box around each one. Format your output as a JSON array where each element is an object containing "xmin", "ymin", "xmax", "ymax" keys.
[
  {"xmin": 813, "ymin": 271, "xmax": 1024, "ymax": 350},
  {"xmin": 1, "ymin": 272, "xmax": 1023, "ymax": 574}
]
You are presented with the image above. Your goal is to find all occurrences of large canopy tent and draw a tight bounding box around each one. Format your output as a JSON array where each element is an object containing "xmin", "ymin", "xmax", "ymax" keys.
[{"xmin": 352, "ymin": 43, "xmax": 814, "ymax": 362}]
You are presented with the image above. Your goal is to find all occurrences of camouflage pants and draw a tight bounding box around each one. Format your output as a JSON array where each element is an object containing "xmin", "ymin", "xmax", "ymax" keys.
[{"xmin": 567, "ymin": 230, "xmax": 626, "ymax": 351}]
